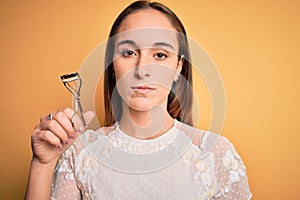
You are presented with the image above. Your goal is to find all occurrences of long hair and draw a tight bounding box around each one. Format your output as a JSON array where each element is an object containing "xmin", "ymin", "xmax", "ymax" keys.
[{"xmin": 104, "ymin": 1, "xmax": 193, "ymax": 126}]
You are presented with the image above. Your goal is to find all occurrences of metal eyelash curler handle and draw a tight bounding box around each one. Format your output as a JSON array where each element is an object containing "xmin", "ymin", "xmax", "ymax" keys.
[{"xmin": 60, "ymin": 72, "xmax": 87, "ymax": 129}]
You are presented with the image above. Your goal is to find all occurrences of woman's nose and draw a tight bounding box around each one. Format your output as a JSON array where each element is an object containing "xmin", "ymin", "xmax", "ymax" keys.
[
  {"xmin": 135, "ymin": 52, "xmax": 151, "ymax": 79},
  {"xmin": 136, "ymin": 66, "xmax": 150, "ymax": 79}
]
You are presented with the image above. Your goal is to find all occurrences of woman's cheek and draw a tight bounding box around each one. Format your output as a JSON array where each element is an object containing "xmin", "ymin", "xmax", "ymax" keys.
[
  {"xmin": 114, "ymin": 60, "xmax": 136, "ymax": 80},
  {"xmin": 115, "ymin": 67, "xmax": 136, "ymax": 102}
]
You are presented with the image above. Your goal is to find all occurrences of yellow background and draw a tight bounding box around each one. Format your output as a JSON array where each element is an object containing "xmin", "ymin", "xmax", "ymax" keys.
[{"xmin": 0, "ymin": 0, "xmax": 299, "ymax": 199}]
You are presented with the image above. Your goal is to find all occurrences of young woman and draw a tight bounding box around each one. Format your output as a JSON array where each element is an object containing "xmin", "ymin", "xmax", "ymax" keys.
[{"xmin": 26, "ymin": 1, "xmax": 252, "ymax": 199}]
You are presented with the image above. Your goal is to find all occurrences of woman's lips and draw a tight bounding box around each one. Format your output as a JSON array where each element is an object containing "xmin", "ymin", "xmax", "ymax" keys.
[{"xmin": 131, "ymin": 85, "xmax": 156, "ymax": 94}]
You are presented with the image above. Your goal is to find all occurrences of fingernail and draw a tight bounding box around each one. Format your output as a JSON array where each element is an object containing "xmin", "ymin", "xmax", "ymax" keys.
[
  {"xmin": 57, "ymin": 144, "xmax": 62, "ymax": 149},
  {"xmin": 65, "ymin": 140, "xmax": 69, "ymax": 145},
  {"xmin": 78, "ymin": 126, "xmax": 84, "ymax": 133}
]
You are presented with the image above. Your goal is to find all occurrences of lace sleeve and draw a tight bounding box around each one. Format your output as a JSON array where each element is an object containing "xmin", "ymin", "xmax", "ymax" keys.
[
  {"xmin": 213, "ymin": 136, "xmax": 252, "ymax": 200},
  {"xmin": 51, "ymin": 145, "xmax": 81, "ymax": 200}
]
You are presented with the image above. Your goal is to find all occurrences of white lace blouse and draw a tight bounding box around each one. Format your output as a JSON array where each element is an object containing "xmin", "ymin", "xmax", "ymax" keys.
[{"xmin": 51, "ymin": 120, "xmax": 252, "ymax": 200}]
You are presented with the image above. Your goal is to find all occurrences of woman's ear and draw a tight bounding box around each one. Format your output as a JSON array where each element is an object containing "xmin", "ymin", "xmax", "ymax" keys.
[{"xmin": 174, "ymin": 55, "xmax": 184, "ymax": 81}]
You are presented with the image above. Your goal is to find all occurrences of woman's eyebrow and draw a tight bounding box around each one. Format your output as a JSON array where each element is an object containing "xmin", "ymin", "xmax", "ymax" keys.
[
  {"xmin": 116, "ymin": 40, "xmax": 137, "ymax": 47},
  {"xmin": 116, "ymin": 40, "xmax": 175, "ymax": 51},
  {"xmin": 153, "ymin": 42, "xmax": 175, "ymax": 50}
]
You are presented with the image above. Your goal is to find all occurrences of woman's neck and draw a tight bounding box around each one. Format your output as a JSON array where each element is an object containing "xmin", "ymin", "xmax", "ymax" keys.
[{"xmin": 119, "ymin": 103, "xmax": 175, "ymax": 140}]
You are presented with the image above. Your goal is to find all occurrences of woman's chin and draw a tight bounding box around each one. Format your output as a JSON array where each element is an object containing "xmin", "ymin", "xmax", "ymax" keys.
[
  {"xmin": 122, "ymin": 95, "xmax": 168, "ymax": 113},
  {"xmin": 128, "ymin": 102, "xmax": 155, "ymax": 112},
  {"xmin": 124, "ymin": 98, "xmax": 156, "ymax": 112}
]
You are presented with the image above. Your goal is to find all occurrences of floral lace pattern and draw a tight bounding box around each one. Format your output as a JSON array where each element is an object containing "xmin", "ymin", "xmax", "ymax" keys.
[
  {"xmin": 107, "ymin": 123, "xmax": 178, "ymax": 154},
  {"xmin": 51, "ymin": 122, "xmax": 252, "ymax": 200}
]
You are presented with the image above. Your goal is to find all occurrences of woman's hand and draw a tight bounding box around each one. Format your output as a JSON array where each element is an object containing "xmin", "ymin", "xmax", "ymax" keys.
[
  {"xmin": 31, "ymin": 107, "xmax": 94, "ymax": 165},
  {"xmin": 31, "ymin": 107, "xmax": 77, "ymax": 165},
  {"xmin": 26, "ymin": 107, "xmax": 94, "ymax": 199}
]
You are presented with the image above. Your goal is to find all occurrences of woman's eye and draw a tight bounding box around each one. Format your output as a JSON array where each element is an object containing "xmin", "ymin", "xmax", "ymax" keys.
[
  {"xmin": 122, "ymin": 50, "xmax": 136, "ymax": 57},
  {"xmin": 155, "ymin": 52, "xmax": 167, "ymax": 59}
]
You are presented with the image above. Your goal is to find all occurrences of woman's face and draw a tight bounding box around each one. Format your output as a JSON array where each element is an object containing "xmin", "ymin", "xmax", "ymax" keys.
[{"xmin": 113, "ymin": 9, "xmax": 183, "ymax": 112}]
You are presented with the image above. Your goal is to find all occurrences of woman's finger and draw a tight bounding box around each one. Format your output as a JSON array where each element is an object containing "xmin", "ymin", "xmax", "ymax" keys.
[
  {"xmin": 40, "ymin": 114, "xmax": 48, "ymax": 123},
  {"xmin": 72, "ymin": 111, "xmax": 95, "ymax": 133},
  {"xmin": 83, "ymin": 111, "xmax": 95, "ymax": 125},
  {"xmin": 32, "ymin": 130, "xmax": 62, "ymax": 148},
  {"xmin": 40, "ymin": 119, "xmax": 69, "ymax": 144},
  {"xmin": 51, "ymin": 109, "xmax": 76, "ymax": 138},
  {"xmin": 39, "ymin": 130, "xmax": 62, "ymax": 148}
]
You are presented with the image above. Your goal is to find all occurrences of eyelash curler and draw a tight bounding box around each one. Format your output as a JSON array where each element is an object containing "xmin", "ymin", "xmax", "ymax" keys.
[{"xmin": 60, "ymin": 72, "xmax": 87, "ymax": 129}]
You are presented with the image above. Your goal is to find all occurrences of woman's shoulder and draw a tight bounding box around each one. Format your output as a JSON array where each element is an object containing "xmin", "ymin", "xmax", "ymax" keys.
[
  {"xmin": 177, "ymin": 123, "xmax": 252, "ymax": 199},
  {"xmin": 177, "ymin": 122, "xmax": 238, "ymax": 158}
]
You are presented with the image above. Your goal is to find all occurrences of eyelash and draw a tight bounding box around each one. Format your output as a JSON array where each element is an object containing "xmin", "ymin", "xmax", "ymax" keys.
[
  {"xmin": 120, "ymin": 49, "xmax": 168, "ymax": 60},
  {"xmin": 154, "ymin": 52, "xmax": 168, "ymax": 59},
  {"xmin": 121, "ymin": 49, "xmax": 136, "ymax": 57}
]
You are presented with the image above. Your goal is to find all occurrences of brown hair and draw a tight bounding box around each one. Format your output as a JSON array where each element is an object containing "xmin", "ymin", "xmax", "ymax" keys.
[{"xmin": 104, "ymin": 0, "xmax": 193, "ymax": 126}]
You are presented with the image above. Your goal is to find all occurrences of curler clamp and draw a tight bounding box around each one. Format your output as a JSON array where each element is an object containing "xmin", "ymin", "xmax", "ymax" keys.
[{"xmin": 60, "ymin": 72, "xmax": 87, "ymax": 128}]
